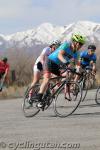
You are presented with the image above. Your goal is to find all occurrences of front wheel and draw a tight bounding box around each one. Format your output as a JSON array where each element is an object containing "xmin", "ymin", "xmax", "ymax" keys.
[
  {"xmin": 54, "ymin": 81, "xmax": 82, "ymax": 118},
  {"xmin": 95, "ymin": 86, "xmax": 100, "ymax": 105},
  {"xmin": 22, "ymin": 84, "xmax": 40, "ymax": 117},
  {"xmin": 80, "ymin": 78, "xmax": 89, "ymax": 102}
]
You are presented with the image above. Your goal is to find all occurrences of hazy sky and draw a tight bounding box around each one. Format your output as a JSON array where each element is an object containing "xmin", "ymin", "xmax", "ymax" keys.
[{"xmin": 0, "ymin": 0, "xmax": 100, "ymax": 35}]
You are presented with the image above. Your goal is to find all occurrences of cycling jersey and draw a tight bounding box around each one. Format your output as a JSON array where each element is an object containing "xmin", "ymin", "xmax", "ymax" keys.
[
  {"xmin": 34, "ymin": 47, "xmax": 52, "ymax": 72},
  {"xmin": 80, "ymin": 50, "xmax": 97, "ymax": 66},
  {"xmin": 48, "ymin": 41, "xmax": 79, "ymax": 65},
  {"xmin": 0, "ymin": 60, "xmax": 9, "ymax": 73}
]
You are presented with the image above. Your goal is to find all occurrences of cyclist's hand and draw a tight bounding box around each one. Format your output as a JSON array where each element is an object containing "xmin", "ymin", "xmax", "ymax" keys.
[
  {"xmin": 65, "ymin": 61, "xmax": 70, "ymax": 66},
  {"xmin": 60, "ymin": 62, "xmax": 68, "ymax": 70},
  {"xmin": 63, "ymin": 62, "xmax": 70, "ymax": 67}
]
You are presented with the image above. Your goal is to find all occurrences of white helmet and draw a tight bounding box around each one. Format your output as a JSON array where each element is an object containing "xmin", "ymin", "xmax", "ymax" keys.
[{"xmin": 50, "ymin": 39, "xmax": 61, "ymax": 47}]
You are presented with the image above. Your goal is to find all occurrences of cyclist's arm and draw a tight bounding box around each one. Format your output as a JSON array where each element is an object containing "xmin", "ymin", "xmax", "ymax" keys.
[
  {"xmin": 76, "ymin": 57, "xmax": 82, "ymax": 66},
  {"xmin": 4, "ymin": 66, "xmax": 10, "ymax": 84},
  {"xmin": 58, "ymin": 50, "xmax": 67, "ymax": 63},
  {"xmin": 90, "ymin": 55, "xmax": 97, "ymax": 73},
  {"xmin": 77, "ymin": 51, "xmax": 84, "ymax": 66}
]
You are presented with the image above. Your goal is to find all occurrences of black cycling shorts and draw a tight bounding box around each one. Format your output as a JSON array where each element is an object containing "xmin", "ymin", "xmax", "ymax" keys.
[
  {"xmin": 37, "ymin": 62, "xmax": 43, "ymax": 71},
  {"xmin": 47, "ymin": 59, "xmax": 60, "ymax": 76}
]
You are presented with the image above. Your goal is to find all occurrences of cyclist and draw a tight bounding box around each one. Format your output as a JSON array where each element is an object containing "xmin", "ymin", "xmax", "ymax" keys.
[
  {"xmin": 28, "ymin": 40, "xmax": 61, "ymax": 101},
  {"xmin": 35, "ymin": 33, "xmax": 86, "ymax": 107},
  {"xmin": 75, "ymin": 44, "xmax": 97, "ymax": 81},
  {"xmin": 0, "ymin": 57, "xmax": 10, "ymax": 91}
]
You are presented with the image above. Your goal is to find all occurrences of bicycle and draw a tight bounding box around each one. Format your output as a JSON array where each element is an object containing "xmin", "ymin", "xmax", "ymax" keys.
[{"xmin": 22, "ymin": 67, "xmax": 82, "ymax": 118}]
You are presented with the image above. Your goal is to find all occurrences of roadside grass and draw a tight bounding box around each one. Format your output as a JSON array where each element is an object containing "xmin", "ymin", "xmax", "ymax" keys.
[
  {"xmin": 0, "ymin": 85, "xmax": 27, "ymax": 100},
  {"xmin": 0, "ymin": 75, "xmax": 100, "ymax": 100}
]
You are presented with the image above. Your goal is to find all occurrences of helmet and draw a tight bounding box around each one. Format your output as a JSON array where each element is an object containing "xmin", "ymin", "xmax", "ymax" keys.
[
  {"xmin": 72, "ymin": 33, "xmax": 86, "ymax": 44},
  {"xmin": 88, "ymin": 44, "xmax": 96, "ymax": 50},
  {"xmin": 2, "ymin": 57, "xmax": 8, "ymax": 62},
  {"xmin": 50, "ymin": 39, "xmax": 61, "ymax": 47}
]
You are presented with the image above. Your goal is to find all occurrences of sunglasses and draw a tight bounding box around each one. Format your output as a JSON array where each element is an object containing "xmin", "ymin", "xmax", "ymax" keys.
[
  {"xmin": 89, "ymin": 49, "xmax": 95, "ymax": 52},
  {"xmin": 78, "ymin": 42, "xmax": 83, "ymax": 46},
  {"xmin": 75, "ymin": 42, "xmax": 83, "ymax": 47}
]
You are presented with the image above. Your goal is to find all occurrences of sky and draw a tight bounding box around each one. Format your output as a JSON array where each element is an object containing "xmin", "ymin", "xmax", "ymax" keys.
[{"xmin": 0, "ymin": 0, "xmax": 100, "ymax": 35}]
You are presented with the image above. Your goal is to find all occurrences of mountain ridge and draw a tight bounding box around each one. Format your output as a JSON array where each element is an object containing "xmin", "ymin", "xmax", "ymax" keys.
[{"xmin": 0, "ymin": 21, "xmax": 100, "ymax": 51}]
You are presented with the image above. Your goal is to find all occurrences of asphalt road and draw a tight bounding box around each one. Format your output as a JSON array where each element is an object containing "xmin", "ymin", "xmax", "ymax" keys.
[{"xmin": 0, "ymin": 89, "xmax": 100, "ymax": 150}]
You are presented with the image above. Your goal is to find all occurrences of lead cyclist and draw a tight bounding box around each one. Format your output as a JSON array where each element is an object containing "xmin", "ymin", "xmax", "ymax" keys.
[{"xmin": 33, "ymin": 33, "xmax": 86, "ymax": 108}]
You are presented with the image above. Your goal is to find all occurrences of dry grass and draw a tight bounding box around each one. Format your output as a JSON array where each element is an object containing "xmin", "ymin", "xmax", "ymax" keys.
[
  {"xmin": 96, "ymin": 74, "xmax": 100, "ymax": 85},
  {"xmin": 0, "ymin": 73, "xmax": 100, "ymax": 100},
  {"xmin": 0, "ymin": 86, "xmax": 27, "ymax": 100}
]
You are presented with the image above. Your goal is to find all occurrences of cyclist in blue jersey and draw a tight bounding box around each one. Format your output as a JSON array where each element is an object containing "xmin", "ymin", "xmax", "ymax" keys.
[
  {"xmin": 34, "ymin": 33, "xmax": 86, "ymax": 108},
  {"xmin": 76, "ymin": 44, "xmax": 97, "ymax": 74}
]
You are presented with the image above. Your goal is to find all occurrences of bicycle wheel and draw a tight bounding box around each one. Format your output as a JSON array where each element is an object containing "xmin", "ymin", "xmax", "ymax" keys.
[
  {"xmin": 95, "ymin": 86, "xmax": 100, "ymax": 105},
  {"xmin": 54, "ymin": 81, "xmax": 82, "ymax": 117},
  {"xmin": 81, "ymin": 76, "xmax": 93, "ymax": 102},
  {"xmin": 22, "ymin": 84, "xmax": 40, "ymax": 117}
]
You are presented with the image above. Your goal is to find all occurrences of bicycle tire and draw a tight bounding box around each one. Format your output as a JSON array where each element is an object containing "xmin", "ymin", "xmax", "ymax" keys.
[
  {"xmin": 95, "ymin": 86, "xmax": 100, "ymax": 105},
  {"xmin": 22, "ymin": 84, "xmax": 40, "ymax": 117},
  {"xmin": 81, "ymin": 75, "xmax": 94, "ymax": 102},
  {"xmin": 54, "ymin": 81, "xmax": 82, "ymax": 118}
]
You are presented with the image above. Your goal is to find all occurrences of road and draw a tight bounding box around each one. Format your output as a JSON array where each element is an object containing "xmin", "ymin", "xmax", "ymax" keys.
[{"xmin": 0, "ymin": 89, "xmax": 100, "ymax": 150}]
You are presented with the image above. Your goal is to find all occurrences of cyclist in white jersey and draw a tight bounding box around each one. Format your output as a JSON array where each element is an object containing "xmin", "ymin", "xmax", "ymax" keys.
[{"xmin": 28, "ymin": 40, "xmax": 61, "ymax": 101}]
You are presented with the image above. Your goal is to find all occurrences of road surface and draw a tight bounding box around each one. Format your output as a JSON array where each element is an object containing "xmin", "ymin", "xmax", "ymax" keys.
[{"xmin": 0, "ymin": 89, "xmax": 100, "ymax": 150}]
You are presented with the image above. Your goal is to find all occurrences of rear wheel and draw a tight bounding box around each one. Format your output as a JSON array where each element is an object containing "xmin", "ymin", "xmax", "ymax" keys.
[
  {"xmin": 54, "ymin": 81, "xmax": 82, "ymax": 117},
  {"xmin": 22, "ymin": 84, "xmax": 40, "ymax": 117}
]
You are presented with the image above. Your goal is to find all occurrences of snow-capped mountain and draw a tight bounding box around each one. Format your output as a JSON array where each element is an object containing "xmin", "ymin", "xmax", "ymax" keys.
[
  {"xmin": 0, "ymin": 21, "xmax": 100, "ymax": 51},
  {"xmin": 0, "ymin": 23, "xmax": 65, "ymax": 50},
  {"xmin": 61, "ymin": 21, "xmax": 100, "ymax": 43}
]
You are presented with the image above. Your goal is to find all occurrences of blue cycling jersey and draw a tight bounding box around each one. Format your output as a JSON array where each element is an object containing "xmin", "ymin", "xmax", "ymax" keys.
[
  {"xmin": 80, "ymin": 50, "xmax": 97, "ymax": 66},
  {"xmin": 48, "ymin": 41, "xmax": 79, "ymax": 65}
]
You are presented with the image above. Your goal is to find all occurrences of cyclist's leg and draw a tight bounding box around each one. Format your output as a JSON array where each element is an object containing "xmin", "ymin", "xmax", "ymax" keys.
[
  {"xmin": 0, "ymin": 72, "xmax": 5, "ymax": 79},
  {"xmin": 37, "ymin": 71, "xmax": 51, "ymax": 107},
  {"xmin": 61, "ymin": 69, "xmax": 72, "ymax": 98},
  {"xmin": 39, "ymin": 71, "xmax": 51, "ymax": 93},
  {"xmin": 0, "ymin": 73, "xmax": 2, "ymax": 81},
  {"xmin": 31, "ymin": 64, "xmax": 42, "ymax": 86},
  {"xmin": 0, "ymin": 73, "xmax": 2, "ymax": 91},
  {"xmin": 0, "ymin": 72, "xmax": 5, "ymax": 91},
  {"xmin": 28, "ymin": 65, "xmax": 42, "ymax": 101},
  {"xmin": 38, "ymin": 60, "xmax": 61, "ymax": 95},
  {"xmin": 37, "ymin": 60, "xmax": 60, "ymax": 107},
  {"xmin": 74, "ymin": 65, "xmax": 81, "ymax": 82}
]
